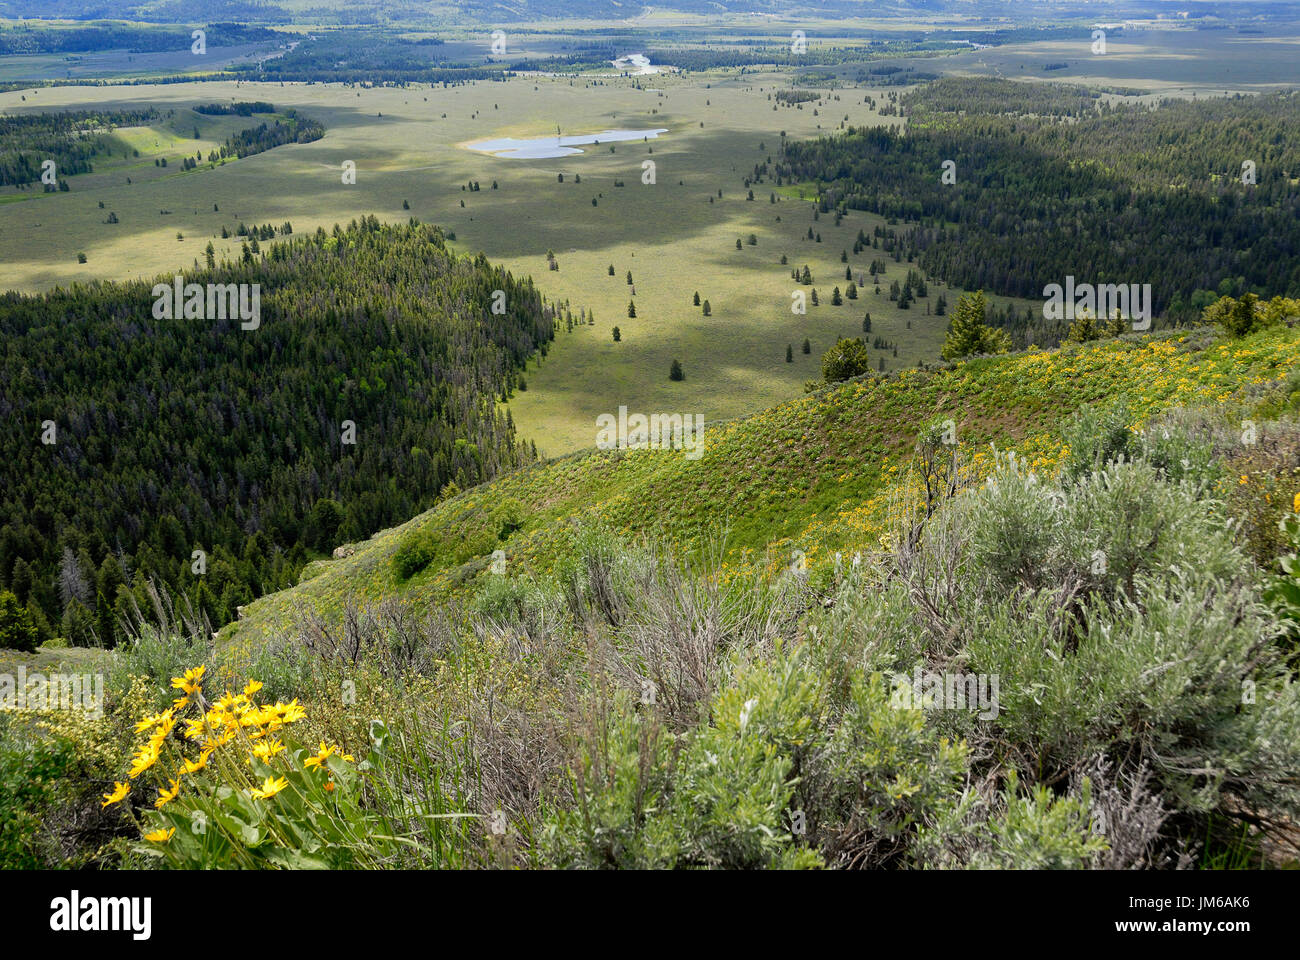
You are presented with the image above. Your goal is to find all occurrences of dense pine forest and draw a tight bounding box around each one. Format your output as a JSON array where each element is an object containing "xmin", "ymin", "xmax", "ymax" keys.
[
  {"xmin": 780, "ymin": 80, "xmax": 1300, "ymax": 324},
  {"xmin": 229, "ymin": 33, "xmax": 504, "ymax": 85},
  {"xmin": 0, "ymin": 218, "xmax": 552, "ymax": 647},
  {"xmin": 0, "ymin": 21, "xmax": 278, "ymax": 55},
  {"xmin": 220, "ymin": 109, "xmax": 324, "ymax": 158},
  {"xmin": 0, "ymin": 107, "xmax": 161, "ymax": 186},
  {"xmin": 194, "ymin": 100, "xmax": 276, "ymax": 116}
]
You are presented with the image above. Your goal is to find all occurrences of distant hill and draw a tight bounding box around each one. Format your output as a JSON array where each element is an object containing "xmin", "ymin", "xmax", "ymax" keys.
[{"xmin": 0, "ymin": 1, "xmax": 1247, "ymax": 29}]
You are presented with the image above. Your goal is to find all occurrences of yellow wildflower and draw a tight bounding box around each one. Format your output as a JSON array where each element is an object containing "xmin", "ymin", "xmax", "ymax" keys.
[
  {"xmin": 251, "ymin": 738, "xmax": 285, "ymax": 761},
  {"xmin": 143, "ymin": 827, "xmax": 175, "ymax": 843},
  {"xmin": 179, "ymin": 750, "xmax": 212, "ymax": 775},
  {"xmin": 203, "ymin": 730, "xmax": 235, "ymax": 751},
  {"xmin": 101, "ymin": 781, "xmax": 130, "ymax": 807},
  {"xmin": 250, "ymin": 776, "xmax": 288, "ymax": 800},
  {"xmin": 128, "ymin": 744, "xmax": 159, "ymax": 779},
  {"xmin": 170, "ymin": 665, "xmax": 206, "ymax": 696},
  {"xmin": 134, "ymin": 708, "xmax": 173, "ymax": 734},
  {"xmin": 155, "ymin": 779, "xmax": 181, "ymax": 809},
  {"xmin": 183, "ymin": 717, "xmax": 209, "ymax": 741},
  {"xmin": 274, "ymin": 699, "xmax": 306, "ymax": 724},
  {"xmin": 303, "ymin": 742, "xmax": 339, "ymax": 769}
]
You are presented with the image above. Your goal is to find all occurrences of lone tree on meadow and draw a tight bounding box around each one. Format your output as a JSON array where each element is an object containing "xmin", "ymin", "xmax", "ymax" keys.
[
  {"xmin": 693, "ymin": 291, "xmax": 701, "ymax": 306},
  {"xmin": 627, "ymin": 300, "xmax": 637, "ymax": 318},
  {"xmin": 822, "ymin": 337, "xmax": 872, "ymax": 382},
  {"xmin": 941, "ymin": 290, "xmax": 1011, "ymax": 361},
  {"xmin": 702, "ymin": 300, "xmax": 712, "ymax": 316},
  {"xmin": 669, "ymin": 359, "xmax": 684, "ymax": 381},
  {"xmin": 612, "ymin": 326, "xmax": 621, "ymax": 341},
  {"xmin": 786, "ymin": 344, "xmax": 793, "ymax": 362}
]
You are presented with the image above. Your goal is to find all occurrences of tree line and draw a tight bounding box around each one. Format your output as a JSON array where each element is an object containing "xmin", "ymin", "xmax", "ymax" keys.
[
  {"xmin": 0, "ymin": 108, "xmax": 162, "ymax": 187},
  {"xmin": 0, "ymin": 22, "xmax": 278, "ymax": 55},
  {"xmin": 0, "ymin": 218, "xmax": 553, "ymax": 648},
  {"xmin": 780, "ymin": 80, "xmax": 1300, "ymax": 324},
  {"xmin": 220, "ymin": 110, "xmax": 324, "ymax": 159}
]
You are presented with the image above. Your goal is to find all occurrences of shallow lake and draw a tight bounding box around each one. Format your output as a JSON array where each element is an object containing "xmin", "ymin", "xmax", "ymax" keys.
[
  {"xmin": 464, "ymin": 128, "xmax": 669, "ymax": 160},
  {"xmin": 611, "ymin": 54, "xmax": 664, "ymax": 75}
]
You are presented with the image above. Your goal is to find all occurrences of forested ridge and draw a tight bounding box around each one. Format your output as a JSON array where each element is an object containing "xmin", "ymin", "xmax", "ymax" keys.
[
  {"xmin": 0, "ymin": 21, "xmax": 278, "ymax": 55},
  {"xmin": 780, "ymin": 79, "xmax": 1300, "ymax": 323},
  {"xmin": 194, "ymin": 100, "xmax": 275, "ymax": 115},
  {"xmin": 221, "ymin": 109, "xmax": 323, "ymax": 158},
  {"xmin": 0, "ymin": 104, "xmax": 323, "ymax": 185},
  {"xmin": 0, "ymin": 218, "xmax": 553, "ymax": 647},
  {"xmin": 0, "ymin": 107, "xmax": 162, "ymax": 186},
  {"xmin": 229, "ymin": 32, "xmax": 506, "ymax": 85}
]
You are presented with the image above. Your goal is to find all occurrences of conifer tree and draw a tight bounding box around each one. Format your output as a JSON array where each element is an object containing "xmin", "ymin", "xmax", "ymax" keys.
[{"xmin": 941, "ymin": 291, "xmax": 1011, "ymax": 361}]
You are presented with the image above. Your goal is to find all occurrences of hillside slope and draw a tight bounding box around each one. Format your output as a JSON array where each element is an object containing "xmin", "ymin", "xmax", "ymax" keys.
[
  {"xmin": 0, "ymin": 218, "xmax": 551, "ymax": 646},
  {"xmin": 222, "ymin": 324, "xmax": 1300, "ymax": 646}
]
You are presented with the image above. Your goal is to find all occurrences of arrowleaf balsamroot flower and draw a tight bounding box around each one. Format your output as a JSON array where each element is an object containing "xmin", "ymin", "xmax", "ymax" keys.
[
  {"xmin": 171, "ymin": 665, "xmax": 205, "ymax": 696},
  {"xmin": 303, "ymin": 742, "xmax": 355, "ymax": 769},
  {"xmin": 135, "ymin": 709, "xmax": 173, "ymax": 734},
  {"xmin": 101, "ymin": 781, "xmax": 130, "ymax": 807},
  {"xmin": 124, "ymin": 667, "xmax": 325, "ymax": 847},
  {"xmin": 128, "ymin": 743, "xmax": 159, "ymax": 779},
  {"xmin": 179, "ymin": 750, "xmax": 212, "ymax": 775},
  {"xmin": 155, "ymin": 779, "xmax": 181, "ymax": 809},
  {"xmin": 250, "ymin": 776, "xmax": 289, "ymax": 800},
  {"xmin": 251, "ymin": 738, "xmax": 286, "ymax": 761}
]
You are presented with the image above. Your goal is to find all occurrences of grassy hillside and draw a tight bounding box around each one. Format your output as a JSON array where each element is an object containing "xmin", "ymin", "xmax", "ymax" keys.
[
  {"xmin": 10, "ymin": 314, "xmax": 1300, "ymax": 871},
  {"xmin": 222, "ymin": 322, "xmax": 1300, "ymax": 648}
]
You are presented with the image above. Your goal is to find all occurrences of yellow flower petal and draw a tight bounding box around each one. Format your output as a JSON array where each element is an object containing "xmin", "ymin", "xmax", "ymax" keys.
[
  {"xmin": 250, "ymin": 776, "xmax": 288, "ymax": 800},
  {"xmin": 101, "ymin": 781, "xmax": 130, "ymax": 807}
]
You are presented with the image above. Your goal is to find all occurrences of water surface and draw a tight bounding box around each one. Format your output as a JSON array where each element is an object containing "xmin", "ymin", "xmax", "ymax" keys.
[{"xmin": 464, "ymin": 128, "xmax": 668, "ymax": 160}]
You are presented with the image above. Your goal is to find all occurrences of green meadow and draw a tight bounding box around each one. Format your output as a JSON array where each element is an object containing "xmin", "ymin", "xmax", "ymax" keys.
[
  {"xmin": 0, "ymin": 68, "xmax": 1032, "ymax": 456},
  {"xmin": 4, "ymin": 21, "xmax": 1291, "ymax": 454}
]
